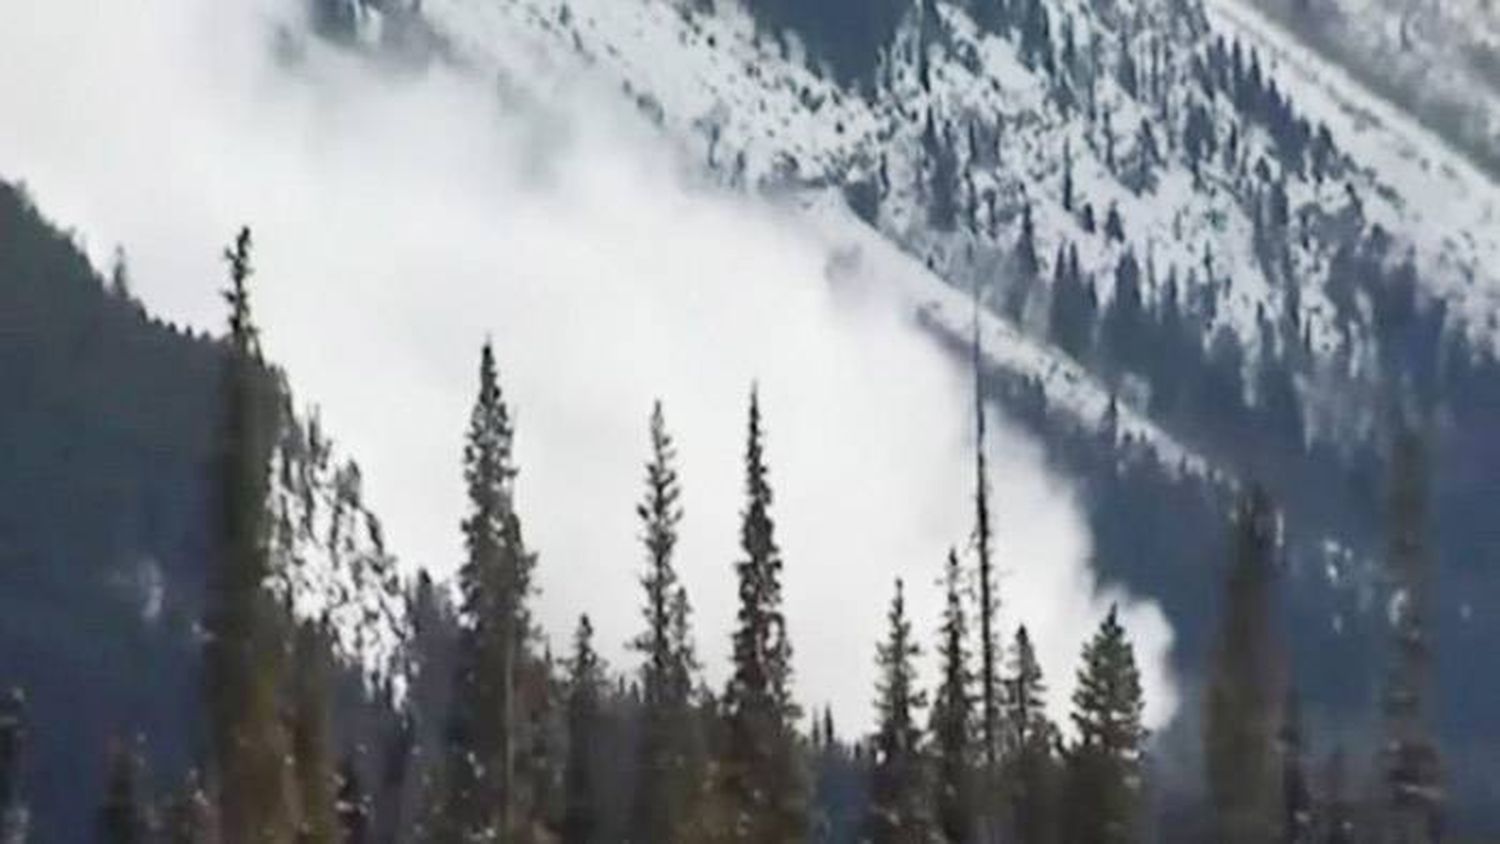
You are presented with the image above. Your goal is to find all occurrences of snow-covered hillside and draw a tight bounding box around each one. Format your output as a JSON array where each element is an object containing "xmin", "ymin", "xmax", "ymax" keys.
[
  {"xmin": 400, "ymin": 0, "xmax": 1500, "ymax": 424},
  {"xmin": 268, "ymin": 398, "xmax": 409, "ymax": 681},
  {"xmin": 1221, "ymin": 0, "xmax": 1500, "ymax": 180},
  {"xmin": 404, "ymin": 0, "xmax": 1227, "ymax": 470}
]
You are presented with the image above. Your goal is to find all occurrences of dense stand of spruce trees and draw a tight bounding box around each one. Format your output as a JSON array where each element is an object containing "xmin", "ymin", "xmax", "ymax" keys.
[{"xmin": 0, "ymin": 228, "xmax": 1447, "ymax": 843}]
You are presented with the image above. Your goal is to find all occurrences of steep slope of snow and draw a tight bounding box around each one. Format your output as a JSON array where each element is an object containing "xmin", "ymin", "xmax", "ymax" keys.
[
  {"xmin": 416, "ymin": 0, "xmax": 1213, "ymax": 469},
  {"xmin": 1205, "ymin": 0, "xmax": 1500, "ymax": 337},
  {"xmin": 267, "ymin": 399, "xmax": 409, "ymax": 681},
  {"xmin": 1223, "ymin": 0, "xmax": 1500, "ymax": 177},
  {"xmin": 415, "ymin": 0, "xmax": 1500, "ymax": 396},
  {"xmin": 798, "ymin": 190, "xmax": 1207, "ymax": 473}
]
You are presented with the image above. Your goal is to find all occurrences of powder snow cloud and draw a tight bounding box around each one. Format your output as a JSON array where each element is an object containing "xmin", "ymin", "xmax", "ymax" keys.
[{"xmin": 0, "ymin": 0, "xmax": 1178, "ymax": 733}]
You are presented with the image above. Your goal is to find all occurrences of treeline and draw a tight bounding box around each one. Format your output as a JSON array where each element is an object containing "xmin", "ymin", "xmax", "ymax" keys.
[{"xmin": 0, "ymin": 227, "xmax": 1445, "ymax": 843}]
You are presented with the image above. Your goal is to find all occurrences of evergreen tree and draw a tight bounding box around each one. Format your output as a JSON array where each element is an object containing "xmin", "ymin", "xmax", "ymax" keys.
[
  {"xmin": 564, "ymin": 616, "xmax": 604, "ymax": 844},
  {"xmin": 1049, "ymin": 242, "xmax": 1095, "ymax": 361},
  {"xmin": 1008, "ymin": 202, "xmax": 1041, "ymax": 321},
  {"xmin": 1131, "ymin": 120, "xmax": 1160, "ymax": 193},
  {"xmin": 632, "ymin": 401, "xmax": 700, "ymax": 843},
  {"xmin": 1064, "ymin": 606, "xmax": 1146, "ymax": 844},
  {"xmin": 1005, "ymin": 626, "xmax": 1057, "ymax": 844},
  {"xmin": 99, "ymin": 736, "xmax": 151, "ymax": 844},
  {"xmin": 667, "ymin": 586, "xmax": 701, "ymax": 717},
  {"xmin": 290, "ymin": 622, "xmax": 340, "ymax": 844},
  {"xmin": 204, "ymin": 227, "xmax": 297, "ymax": 844},
  {"xmin": 1017, "ymin": 201, "xmax": 1041, "ymax": 281},
  {"xmin": 1102, "ymin": 252, "xmax": 1144, "ymax": 377},
  {"xmin": 109, "ymin": 246, "xmax": 133, "ymax": 301},
  {"xmin": 930, "ymin": 550, "xmax": 976, "ymax": 844},
  {"xmin": 1061, "ymin": 142, "xmax": 1074, "ymax": 212},
  {"xmin": 719, "ymin": 388, "xmax": 806, "ymax": 840},
  {"xmin": 1183, "ymin": 101, "xmax": 1215, "ymax": 181},
  {"xmin": 1104, "ymin": 204, "xmax": 1125, "ymax": 242},
  {"xmin": 1379, "ymin": 431, "xmax": 1442, "ymax": 843},
  {"xmin": 1205, "ymin": 487, "xmax": 1282, "ymax": 844},
  {"xmin": 446, "ymin": 341, "xmax": 538, "ymax": 841},
  {"xmin": 401, "ymin": 572, "xmax": 459, "ymax": 840},
  {"xmin": 866, "ymin": 579, "xmax": 932, "ymax": 843},
  {"xmin": 969, "ymin": 289, "xmax": 1002, "ymax": 776},
  {"xmin": 925, "ymin": 112, "xmax": 959, "ymax": 233},
  {"xmin": 968, "ymin": 283, "xmax": 1005, "ymax": 842}
]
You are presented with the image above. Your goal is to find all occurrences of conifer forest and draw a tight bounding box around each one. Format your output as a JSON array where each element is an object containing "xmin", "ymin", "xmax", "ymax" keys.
[{"xmin": 2, "ymin": 0, "xmax": 1497, "ymax": 840}]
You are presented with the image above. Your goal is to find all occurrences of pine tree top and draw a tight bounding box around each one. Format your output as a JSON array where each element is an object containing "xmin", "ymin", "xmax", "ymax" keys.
[
  {"xmin": 222, "ymin": 226, "xmax": 258, "ymax": 357},
  {"xmin": 1072, "ymin": 605, "xmax": 1146, "ymax": 757}
]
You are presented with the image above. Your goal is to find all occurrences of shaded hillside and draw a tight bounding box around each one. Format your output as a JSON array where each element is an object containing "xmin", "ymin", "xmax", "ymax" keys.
[
  {"xmin": 0, "ymin": 182, "xmax": 406, "ymax": 841},
  {"xmin": 0, "ymin": 182, "xmax": 221, "ymax": 841}
]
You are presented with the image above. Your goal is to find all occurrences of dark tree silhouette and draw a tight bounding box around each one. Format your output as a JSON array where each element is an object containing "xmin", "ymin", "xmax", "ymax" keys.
[
  {"xmin": 1205, "ymin": 487, "xmax": 1282, "ymax": 844},
  {"xmin": 866, "ymin": 579, "xmax": 933, "ymax": 842},
  {"xmin": 930, "ymin": 550, "xmax": 976, "ymax": 844},
  {"xmin": 719, "ymin": 388, "xmax": 806, "ymax": 840},
  {"xmin": 445, "ymin": 341, "xmax": 538, "ymax": 841}
]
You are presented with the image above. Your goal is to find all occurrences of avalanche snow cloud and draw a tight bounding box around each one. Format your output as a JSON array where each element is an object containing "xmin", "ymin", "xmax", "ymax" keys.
[{"xmin": 0, "ymin": 0, "xmax": 1177, "ymax": 732}]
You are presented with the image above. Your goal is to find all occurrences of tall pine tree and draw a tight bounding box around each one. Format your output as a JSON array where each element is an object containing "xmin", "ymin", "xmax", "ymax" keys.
[
  {"xmin": 204, "ymin": 227, "xmax": 297, "ymax": 844},
  {"xmin": 1064, "ymin": 606, "xmax": 1146, "ymax": 844},
  {"xmin": 446, "ymin": 341, "xmax": 538, "ymax": 841},
  {"xmin": 1005, "ymin": 626, "xmax": 1058, "ymax": 844},
  {"xmin": 719, "ymin": 387, "xmax": 806, "ymax": 841},
  {"xmin": 930, "ymin": 550, "xmax": 976, "ymax": 844},
  {"xmin": 969, "ymin": 283, "xmax": 1005, "ymax": 843},
  {"xmin": 1205, "ymin": 487, "xmax": 1282, "ymax": 844},
  {"xmin": 970, "ymin": 285, "xmax": 1001, "ymax": 775},
  {"xmin": 290, "ymin": 621, "xmax": 340, "ymax": 844},
  {"xmin": 866, "ymin": 579, "xmax": 933, "ymax": 843},
  {"xmin": 564, "ymin": 615, "xmax": 604, "ymax": 844},
  {"xmin": 632, "ymin": 401, "xmax": 700, "ymax": 843}
]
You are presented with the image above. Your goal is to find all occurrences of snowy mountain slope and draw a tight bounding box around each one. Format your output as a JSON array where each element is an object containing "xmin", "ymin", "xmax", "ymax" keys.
[
  {"xmin": 267, "ymin": 398, "xmax": 410, "ymax": 682},
  {"xmin": 412, "ymin": 0, "xmax": 1500, "ymax": 391},
  {"xmin": 414, "ymin": 0, "xmax": 1218, "ymax": 467},
  {"xmin": 1226, "ymin": 0, "xmax": 1500, "ymax": 180},
  {"xmin": 1204, "ymin": 0, "xmax": 1500, "ymax": 339},
  {"xmin": 797, "ymin": 190, "xmax": 1208, "ymax": 473},
  {"xmin": 365, "ymin": 0, "xmax": 1500, "ymax": 648}
]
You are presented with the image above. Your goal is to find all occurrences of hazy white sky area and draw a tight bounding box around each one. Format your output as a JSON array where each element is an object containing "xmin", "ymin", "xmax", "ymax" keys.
[{"xmin": 0, "ymin": 0, "xmax": 1177, "ymax": 733}]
